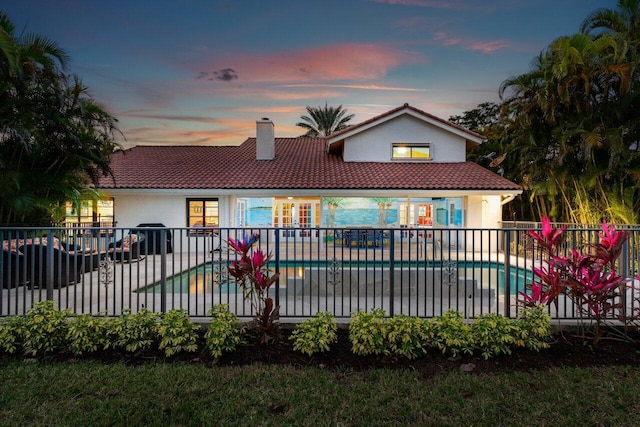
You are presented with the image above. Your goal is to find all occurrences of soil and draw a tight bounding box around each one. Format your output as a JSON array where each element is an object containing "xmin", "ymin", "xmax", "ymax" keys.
[
  {"xmin": 210, "ymin": 328, "xmax": 640, "ymax": 376},
  {"xmin": 6, "ymin": 327, "xmax": 640, "ymax": 376}
]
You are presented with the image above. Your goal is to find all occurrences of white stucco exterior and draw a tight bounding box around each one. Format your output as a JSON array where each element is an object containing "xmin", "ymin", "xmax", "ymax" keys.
[
  {"xmin": 110, "ymin": 193, "xmax": 231, "ymax": 229},
  {"xmin": 98, "ymin": 105, "xmax": 520, "ymax": 239},
  {"xmin": 341, "ymin": 114, "xmax": 467, "ymax": 163}
]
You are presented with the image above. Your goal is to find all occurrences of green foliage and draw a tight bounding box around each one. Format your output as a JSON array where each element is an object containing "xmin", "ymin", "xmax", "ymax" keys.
[
  {"xmin": 290, "ymin": 311, "xmax": 338, "ymax": 356},
  {"xmin": 22, "ymin": 300, "xmax": 72, "ymax": 356},
  {"xmin": 349, "ymin": 308, "xmax": 387, "ymax": 356},
  {"xmin": 427, "ymin": 310, "xmax": 474, "ymax": 357},
  {"xmin": 108, "ymin": 309, "xmax": 159, "ymax": 353},
  {"xmin": 471, "ymin": 313, "xmax": 516, "ymax": 360},
  {"xmin": 296, "ymin": 103, "xmax": 354, "ymax": 137},
  {"xmin": 66, "ymin": 312, "xmax": 111, "ymax": 356},
  {"xmin": 384, "ymin": 314, "xmax": 429, "ymax": 360},
  {"xmin": 226, "ymin": 234, "xmax": 281, "ymax": 344},
  {"xmin": 514, "ymin": 305, "xmax": 552, "ymax": 351},
  {"xmin": 157, "ymin": 309, "xmax": 200, "ymax": 357},
  {"xmin": 205, "ymin": 304, "xmax": 245, "ymax": 358},
  {"xmin": 0, "ymin": 12, "xmax": 121, "ymax": 225},
  {"xmin": 0, "ymin": 315, "xmax": 25, "ymax": 354}
]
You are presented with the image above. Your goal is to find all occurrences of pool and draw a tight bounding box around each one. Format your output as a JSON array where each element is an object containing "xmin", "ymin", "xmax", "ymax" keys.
[{"xmin": 137, "ymin": 259, "xmax": 534, "ymax": 296}]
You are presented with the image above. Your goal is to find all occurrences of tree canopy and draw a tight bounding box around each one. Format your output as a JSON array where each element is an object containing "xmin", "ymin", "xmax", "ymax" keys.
[
  {"xmin": 454, "ymin": 0, "xmax": 640, "ymax": 223},
  {"xmin": 296, "ymin": 103, "xmax": 354, "ymax": 137},
  {"xmin": 0, "ymin": 11, "xmax": 121, "ymax": 225}
]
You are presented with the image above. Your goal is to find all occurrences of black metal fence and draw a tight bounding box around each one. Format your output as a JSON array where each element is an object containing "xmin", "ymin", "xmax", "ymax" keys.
[{"xmin": 1, "ymin": 226, "xmax": 639, "ymax": 321}]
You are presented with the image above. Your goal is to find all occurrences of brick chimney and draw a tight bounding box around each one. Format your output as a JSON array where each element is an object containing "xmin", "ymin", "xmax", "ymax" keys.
[{"xmin": 256, "ymin": 118, "xmax": 275, "ymax": 160}]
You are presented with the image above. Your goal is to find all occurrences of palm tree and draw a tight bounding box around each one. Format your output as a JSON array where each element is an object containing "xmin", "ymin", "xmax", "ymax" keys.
[
  {"xmin": 581, "ymin": 0, "xmax": 640, "ymax": 42},
  {"xmin": 296, "ymin": 103, "xmax": 354, "ymax": 137},
  {"xmin": 0, "ymin": 12, "xmax": 120, "ymax": 225},
  {"xmin": 498, "ymin": 29, "xmax": 640, "ymax": 222}
]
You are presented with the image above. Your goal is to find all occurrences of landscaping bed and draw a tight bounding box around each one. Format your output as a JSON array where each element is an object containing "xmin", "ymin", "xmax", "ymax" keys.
[{"xmin": 4, "ymin": 327, "xmax": 638, "ymax": 377}]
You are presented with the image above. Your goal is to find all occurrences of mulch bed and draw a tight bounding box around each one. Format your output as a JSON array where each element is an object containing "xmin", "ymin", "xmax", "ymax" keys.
[
  {"xmin": 4, "ymin": 328, "xmax": 639, "ymax": 377},
  {"xmin": 212, "ymin": 328, "xmax": 640, "ymax": 376}
]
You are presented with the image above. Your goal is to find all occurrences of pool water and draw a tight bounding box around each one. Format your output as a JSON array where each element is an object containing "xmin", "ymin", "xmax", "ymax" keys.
[{"xmin": 137, "ymin": 259, "xmax": 534, "ymax": 295}]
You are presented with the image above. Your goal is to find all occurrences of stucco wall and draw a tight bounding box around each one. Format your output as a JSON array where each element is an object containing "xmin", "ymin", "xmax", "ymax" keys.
[
  {"xmin": 342, "ymin": 115, "xmax": 466, "ymax": 163},
  {"xmin": 466, "ymin": 194, "xmax": 502, "ymax": 252},
  {"xmin": 110, "ymin": 194, "xmax": 230, "ymax": 229}
]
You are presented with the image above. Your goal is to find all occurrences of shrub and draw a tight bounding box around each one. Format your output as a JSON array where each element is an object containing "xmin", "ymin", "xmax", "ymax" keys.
[
  {"xmin": 67, "ymin": 312, "xmax": 111, "ymax": 356},
  {"xmin": 158, "ymin": 309, "xmax": 200, "ymax": 357},
  {"xmin": 514, "ymin": 305, "xmax": 552, "ymax": 351},
  {"xmin": 385, "ymin": 314, "xmax": 428, "ymax": 359},
  {"xmin": 519, "ymin": 217, "xmax": 630, "ymax": 343},
  {"xmin": 427, "ymin": 310, "xmax": 473, "ymax": 357},
  {"xmin": 22, "ymin": 300, "xmax": 72, "ymax": 356},
  {"xmin": 226, "ymin": 234, "xmax": 281, "ymax": 344},
  {"xmin": 471, "ymin": 313, "xmax": 516, "ymax": 360},
  {"xmin": 108, "ymin": 309, "xmax": 159, "ymax": 353},
  {"xmin": 349, "ymin": 308, "xmax": 387, "ymax": 356},
  {"xmin": 205, "ymin": 304, "xmax": 244, "ymax": 358},
  {"xmin": 0, "ymin": 315, "xmax": 25, "ymax": 354},
  {"xmin": 290, "ymin": 311, "xmax": 338, "ymax": 356}
]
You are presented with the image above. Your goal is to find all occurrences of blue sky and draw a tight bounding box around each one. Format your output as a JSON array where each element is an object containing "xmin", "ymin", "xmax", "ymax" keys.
[{"xmin": 4, "ymin": 0, "xmax": 618, "ymax": 147}]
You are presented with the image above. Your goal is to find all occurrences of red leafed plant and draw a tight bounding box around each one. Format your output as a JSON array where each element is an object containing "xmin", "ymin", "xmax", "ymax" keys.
[
  {"xmin": 226, "ymin": 233, "xmax": 281, "ymax": 344},
  {"xmin": 518, "ymin": 217, "xmax": 632, "ymax": 343}
]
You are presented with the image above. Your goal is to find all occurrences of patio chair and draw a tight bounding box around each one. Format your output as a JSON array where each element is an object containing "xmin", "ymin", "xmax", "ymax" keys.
[
  {"xmin": 18, "ymin": 244, "xmax": 84, "ymax": 288},
  {"xmin": 1, "ymin": 249, "xmax": 30, "ymax": 289},
  {"xmin": 61, "ymin": 242, "xmax": 108, "ymax": 272},
  {"xmin": 108, "ymin": 233, "xmax": 146, "ymax": 262}
]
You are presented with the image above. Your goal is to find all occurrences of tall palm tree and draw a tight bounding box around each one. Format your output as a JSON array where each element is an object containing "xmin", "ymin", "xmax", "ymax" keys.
[{"xmin": 296, "ymin": 103, "xmax": 354, "ymax": 137}]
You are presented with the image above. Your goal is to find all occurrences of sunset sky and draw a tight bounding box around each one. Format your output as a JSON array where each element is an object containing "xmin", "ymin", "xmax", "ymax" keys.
[{"xmin": 4, "ymin": 0, "xmax": 618, "ymax": 147}]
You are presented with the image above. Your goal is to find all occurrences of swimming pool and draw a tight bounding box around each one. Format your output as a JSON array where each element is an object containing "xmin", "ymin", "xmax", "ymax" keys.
[{"xmin": 137, "ymin": 259, "xmax": 534, "ymax": 296}]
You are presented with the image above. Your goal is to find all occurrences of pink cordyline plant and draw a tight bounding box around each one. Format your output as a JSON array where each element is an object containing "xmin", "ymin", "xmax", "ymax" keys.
[
  {"xmin": 518, "ymin": 218, "xmax": 631, "ymax": 342},
  {"xmin": 226, "ymin": 233, "xmax": 281, "ymax": 343}
]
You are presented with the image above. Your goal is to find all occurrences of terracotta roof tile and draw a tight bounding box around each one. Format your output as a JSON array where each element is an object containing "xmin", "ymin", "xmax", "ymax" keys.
[
  {"xmin": 99, "ymin": 138, "xmax": 521, "ymax": 192},
  {"xmin": 327, "ymin": 103, "xmax": 485, "ymax": 141}
]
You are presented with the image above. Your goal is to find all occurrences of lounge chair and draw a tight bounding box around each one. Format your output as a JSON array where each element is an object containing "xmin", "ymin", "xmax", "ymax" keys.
[
  {"xmin": 18, "ymin": 244, "xmax": 84, "ymax": 288},
  {"xmin": 108, "ymin": 233, "xmax": 146, "ymax": 262}
]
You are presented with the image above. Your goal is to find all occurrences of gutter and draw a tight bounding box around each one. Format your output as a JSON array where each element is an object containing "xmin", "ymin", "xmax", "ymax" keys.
[{"xmin": 501, "ymin": 194, "xmax": 517, "ymax": 205}]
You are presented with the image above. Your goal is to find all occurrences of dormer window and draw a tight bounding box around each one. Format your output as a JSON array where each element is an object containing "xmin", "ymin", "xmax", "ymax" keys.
[{"xmin": 392, "ymin": 143, "xmax": 431, "ymax": 160}]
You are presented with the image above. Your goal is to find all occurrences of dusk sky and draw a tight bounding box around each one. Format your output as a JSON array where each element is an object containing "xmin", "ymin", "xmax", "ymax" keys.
[{"xmin": 4, "ymin": 1, "xmax": 618, "ymax": 147}]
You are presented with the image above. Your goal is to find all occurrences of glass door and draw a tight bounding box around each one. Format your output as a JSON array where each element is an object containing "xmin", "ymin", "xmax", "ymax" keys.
[{"xmin": 273, "ymin": 199, "xmax": 320, "ymax": 239}]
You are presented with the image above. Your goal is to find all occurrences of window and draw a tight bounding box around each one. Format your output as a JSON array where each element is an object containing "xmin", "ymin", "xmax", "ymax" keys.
[
  {"xmin": 392, "ymin": 143, "xmax": 431, "ymax": 160},
  {"xmin": 187, "ymin": 199, "xmax": 219, "ymax": 229},
  {"xmin": 64, "ymin": 198, "xmax": 114, "ymax": 227}
]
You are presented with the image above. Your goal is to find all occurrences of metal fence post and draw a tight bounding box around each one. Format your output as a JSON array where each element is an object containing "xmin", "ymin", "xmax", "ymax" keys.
[
  {"xmin": 46, "ymin": 228, "xmax": 54, "ymax": 301},
  {"xmin": 389, "ymin": 229, "xmax": 395, "ymax": 317},
  {"xmin": 503, "ymin": 229, "xmax": 511, "ymax": 318},
  {"xmin": 274, "ymin": 228, "xmax": 280, "ymax": 308},
  {"xmin": 160, "ymin": 228, "xmax": 167, "ymax": 313}
]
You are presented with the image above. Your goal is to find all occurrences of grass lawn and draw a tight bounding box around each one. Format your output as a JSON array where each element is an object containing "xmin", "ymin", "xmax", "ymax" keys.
[{"xmin": 1, "ymin": 361, "xmax": 640, "ymax": 426}]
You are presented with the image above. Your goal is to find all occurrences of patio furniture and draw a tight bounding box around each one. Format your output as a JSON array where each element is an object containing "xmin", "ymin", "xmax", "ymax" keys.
[
  {"xmin": 346, "ymin": 229, "xmax": 384, "ymax": 247},
  {"xmin": 1, "ymin": 249, "xmax": 29, "ymax": 289},
  {"xmin": 108, "ymin": 233, "xmax": 146, "ymax": 262},
  {"xmin": 62, "ymin": 243, "xmax": 108, "ymax": 272},
  {"xmin": 18, "ymin": 244, "xmax": 84, "ymax": 288}
]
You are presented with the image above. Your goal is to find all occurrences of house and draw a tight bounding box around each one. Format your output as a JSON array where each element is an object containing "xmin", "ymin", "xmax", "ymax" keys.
[{"xmin": 96, "ymin": 104, "xmax": 521, "ymax": 249}]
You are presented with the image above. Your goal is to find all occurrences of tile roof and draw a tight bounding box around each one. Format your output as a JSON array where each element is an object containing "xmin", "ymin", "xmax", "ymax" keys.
[
  {"xmin": 327, "ymin": 103, "xmax": 485, "ymax": 142},
  {"xmin": 99, "ymin": 138, "xmax": 521, "ymax": 192}
]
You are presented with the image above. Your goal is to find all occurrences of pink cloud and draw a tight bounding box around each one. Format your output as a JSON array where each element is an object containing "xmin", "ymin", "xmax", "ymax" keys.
[
  {"xmin": 189, "ymin": 43, "xmax": 422, "ymax": 84},
  {"xmin": 433, "ymin": 31, "xmax": 509, "ymax": 52},
  {"xmin": 466, "ymin": 40, "xmax": 511, "ymax": 53},
  {"xmin": 368, "ymin": 0, "xmax": 486, "ymax": 10},
  {"xmin": 279, "ymin": 83, "xmax": 428, "ymax": 92}
]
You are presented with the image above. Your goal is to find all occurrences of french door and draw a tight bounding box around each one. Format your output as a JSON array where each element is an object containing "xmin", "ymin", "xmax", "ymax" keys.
[{"xmin": 273, "ymin": 199, "xmax": 320, "ymax": 239}]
